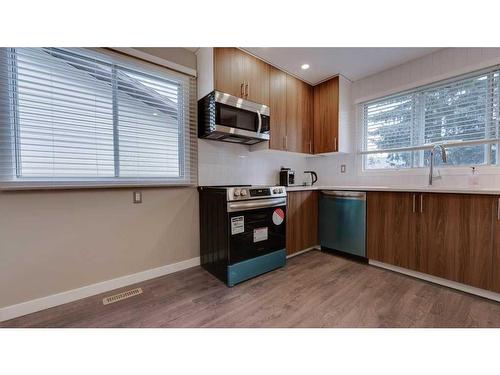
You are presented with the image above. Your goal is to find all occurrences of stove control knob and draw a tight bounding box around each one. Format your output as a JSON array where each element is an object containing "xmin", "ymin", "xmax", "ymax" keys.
[
  {"xmin": 234, "ymin": 189, "xmax": 240, "ymax": 197},
  {"xmin": 240, "ymin": 189, "xmax": 247, "ymax": 196}
]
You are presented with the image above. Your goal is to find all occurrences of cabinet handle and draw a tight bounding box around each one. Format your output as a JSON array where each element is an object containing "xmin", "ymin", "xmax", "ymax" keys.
[
  {"xmin": 497, "ymin": 198, "xmax": 500, "ymax": 221},
  {"xmin": 246, "ymin": 81, "xmax": 249, "ymax": 97},
  {"xmin": 420, "ymin": 194, "xmax": 423, "ymax": 213},
  {"xmin": 309, "ymin": 141, "xmax": 312, "ymax": 154},
  {"xmin": 241, "ymin": 82, "xmax": 245, "ymax": 97},
  {"xmin": 285, "ymin": 135, "xmax": 288, "ymax": 150},
  {"xmin": 412, "ymin": 194, "xmax": 416, "ymax": 213},
  {"xmin": 334, "ymin": 137, "xmax": 337, "ymax": 151}
]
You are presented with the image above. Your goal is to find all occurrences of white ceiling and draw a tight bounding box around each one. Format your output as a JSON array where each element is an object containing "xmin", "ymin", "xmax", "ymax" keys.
[{"xmin": 243, "ymin": 47, "xmax": 441, "ymax": 85}]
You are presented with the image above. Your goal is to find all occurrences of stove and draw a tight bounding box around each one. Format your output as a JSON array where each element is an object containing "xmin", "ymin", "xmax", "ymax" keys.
[{"xmin": 198, "ymin": 185, "xmax": 287, "ymax": 286}]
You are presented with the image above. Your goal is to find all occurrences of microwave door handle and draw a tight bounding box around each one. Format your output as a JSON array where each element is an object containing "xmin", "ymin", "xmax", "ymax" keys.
[{"xmin": 257, "ymin": 110, "xmax": 262, "ymax": 134}]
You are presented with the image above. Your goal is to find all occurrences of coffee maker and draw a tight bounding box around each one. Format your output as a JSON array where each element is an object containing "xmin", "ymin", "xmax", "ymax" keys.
[{"xmin": 279, "ymin": 167, "xmax": 295, "ymax": 186}]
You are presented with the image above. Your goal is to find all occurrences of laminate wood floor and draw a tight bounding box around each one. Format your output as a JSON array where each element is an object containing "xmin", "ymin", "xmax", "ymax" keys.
[{"xmin": 2, "ymin": 250, "xmax": 500, "ymax": 328}]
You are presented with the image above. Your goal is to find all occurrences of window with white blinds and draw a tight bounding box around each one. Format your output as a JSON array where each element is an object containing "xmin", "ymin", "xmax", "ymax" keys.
[
  {"xmin": 0, "ymin": 48, "xmax": 197, "ymax": 188},
  {"xmin": 361, "ymin": 67, "xmax": 500, "ymax": 170}
]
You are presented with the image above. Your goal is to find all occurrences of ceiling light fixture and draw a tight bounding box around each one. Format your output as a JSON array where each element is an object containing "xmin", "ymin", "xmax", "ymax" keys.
[{"xmin": 301, "ymin": 64, "xmax": 310, "ymax": 70}]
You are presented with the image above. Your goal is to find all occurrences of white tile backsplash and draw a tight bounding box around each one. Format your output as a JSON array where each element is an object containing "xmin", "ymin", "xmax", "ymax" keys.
[
  {"xmin": 306, "ymin": 152, "xmax": 500, "ymax": 189},
  {"xmin": 198, "ymin": 139, "xmax": 309, "ymax": 186}
]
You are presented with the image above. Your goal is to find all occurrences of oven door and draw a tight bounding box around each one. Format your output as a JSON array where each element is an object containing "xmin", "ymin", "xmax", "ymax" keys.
[{"xmin": 227, "ymin": 200, "xmax": 286, "ymax": 265}]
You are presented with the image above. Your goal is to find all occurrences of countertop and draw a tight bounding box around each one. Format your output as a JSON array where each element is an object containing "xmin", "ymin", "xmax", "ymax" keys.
[{"xmin": 285, "ymin": 185, "xmax": 500, "ymax": 195}]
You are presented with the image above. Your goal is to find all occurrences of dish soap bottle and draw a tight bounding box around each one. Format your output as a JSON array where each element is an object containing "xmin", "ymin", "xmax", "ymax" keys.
[{"xmin": 468, "ymin": 166, "xmax": 479, "ymax": 187}]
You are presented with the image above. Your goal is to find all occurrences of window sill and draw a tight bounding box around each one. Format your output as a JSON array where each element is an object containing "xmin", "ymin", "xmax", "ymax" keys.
[
  {"xmin": 0, "ymin": 181, "xmax": 196, "ymax": 191},
  {"xmin": 358, "ymin": 165, "xmax": 500, "ymax": 177}
]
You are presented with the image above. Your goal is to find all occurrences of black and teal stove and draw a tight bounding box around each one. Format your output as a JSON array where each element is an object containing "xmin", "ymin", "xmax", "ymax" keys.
[{"xmin": 199, "ymin": 185, "xmax": 287, "ymax": 287}]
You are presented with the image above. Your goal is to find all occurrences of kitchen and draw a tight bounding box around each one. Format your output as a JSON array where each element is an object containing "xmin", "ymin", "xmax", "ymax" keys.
[
  {"xmin": 3, "ymin": 46, "xmax": 500, "ymax": 323},
  {"xmin": 1, "ymin": 2, "xmax": 500, "ymax": 373},
  {"xmin": 195, "ymin": 47, "xmax": 500, "ymax": 301}
]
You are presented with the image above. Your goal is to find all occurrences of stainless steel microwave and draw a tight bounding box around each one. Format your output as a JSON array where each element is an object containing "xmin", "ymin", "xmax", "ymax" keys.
[{"xmin": 198, "ymin": 91, "xmax": 270, "ymax": 145}]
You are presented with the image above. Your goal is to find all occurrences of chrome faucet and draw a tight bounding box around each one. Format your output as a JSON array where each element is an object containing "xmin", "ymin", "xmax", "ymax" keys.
[{"xmin": 428, "ymin": 145, "xmax": 448, "ymax": 186}]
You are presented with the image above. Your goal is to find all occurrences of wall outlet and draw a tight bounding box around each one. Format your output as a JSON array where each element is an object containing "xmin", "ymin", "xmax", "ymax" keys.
[
  {"xmin": 133, "ymin": 191, "xmax": 142, "ymax": 204},
  {"xmin": 340, "ymin": 164, "xmax": 346, "ymax": 173}
]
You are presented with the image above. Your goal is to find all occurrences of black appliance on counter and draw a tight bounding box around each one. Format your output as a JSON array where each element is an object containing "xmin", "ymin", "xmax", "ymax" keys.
[
  {"xmin": 198, "ymin": 185, "xmax": 287, "ymax": 287},
  {"xmin": 279, "ymin": 168, "xmax": 295, "ymax": 186},
  {"xmin": 198, "ymin": 91, "xmax": 270, "ymax": 145}
]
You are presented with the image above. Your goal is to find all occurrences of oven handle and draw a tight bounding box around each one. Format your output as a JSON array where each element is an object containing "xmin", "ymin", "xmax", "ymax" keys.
[{"xmin": 227, "ymin": 197, "xmax": 286, "ymax": 212}]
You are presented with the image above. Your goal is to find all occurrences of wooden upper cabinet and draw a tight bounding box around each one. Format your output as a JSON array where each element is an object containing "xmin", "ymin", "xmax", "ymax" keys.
[
  {"xmin": 286, "ymin": 75, "xmax": 313, "ymax": 154},
  {"xmin": 242, "ymin": 51, "xmax": 270, "ymax": 105},
  {"xmin": 214, "ymin": 48, "xmax": 245, "ymax": 99},
  {"xmin": 313, "ymin": 76, "xmax": 339, "ymax": 154},
  {"xmin": 269, "ymin": 66, "xmax": 287, "ymax": 151},
  {"xmin": 213, "ymin": 48, "xmax": 269, "ymax": 106},
  {"xmin": 268, "ymin": 68, "xmax": 313, "ymax": 154}
]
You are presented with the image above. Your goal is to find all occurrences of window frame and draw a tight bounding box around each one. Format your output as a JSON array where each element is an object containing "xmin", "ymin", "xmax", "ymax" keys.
[
  {"xmin": 0, "ymin": 48, "xmax": 197, "ymax": 190},
  {"xmin": 358, "ymin": 66, "xmax": 500, "ymax": 174}
]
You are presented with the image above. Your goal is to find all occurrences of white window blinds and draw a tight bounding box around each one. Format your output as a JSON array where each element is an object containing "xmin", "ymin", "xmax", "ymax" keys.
[
  {"xmin": 361, "ymin": 67, "xmax": 500, "ymax": 170},
  {"xmin": 0, "ymin": 48, "xmax": 197, "ymax": 188}
]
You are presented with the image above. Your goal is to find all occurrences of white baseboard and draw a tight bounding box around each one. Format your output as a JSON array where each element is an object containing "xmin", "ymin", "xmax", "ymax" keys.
[
  {"xmin": 287, "ymin": 246, "xmax": 320, "ymax": 259},
  {"xmin": 369, "ymin": 259, "xmax": 500, "ymax": 303},
  {"xmin": 0, "ymin": 256, "xmax": 200, "ymax": 323}
]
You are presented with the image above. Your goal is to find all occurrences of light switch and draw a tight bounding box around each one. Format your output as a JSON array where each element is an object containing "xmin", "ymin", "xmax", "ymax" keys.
[
  {"xmin": 133, "ymin": 191, "xmax": 142, "ymax": 204},
  {"xmin": 341, "ymin": 164, "xmax": 346, "ymax": 173}
]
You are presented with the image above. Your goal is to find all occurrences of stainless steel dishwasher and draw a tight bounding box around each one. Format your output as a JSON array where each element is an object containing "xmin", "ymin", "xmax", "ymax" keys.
[{"xmin": 318, "ymin": 191, "xmax": 366, "ymax": 257}]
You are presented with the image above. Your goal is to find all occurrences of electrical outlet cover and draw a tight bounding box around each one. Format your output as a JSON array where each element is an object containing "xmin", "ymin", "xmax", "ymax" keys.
[{"xmin": 133, "ymin": 191, "xmax": 142, "ymax": 203}]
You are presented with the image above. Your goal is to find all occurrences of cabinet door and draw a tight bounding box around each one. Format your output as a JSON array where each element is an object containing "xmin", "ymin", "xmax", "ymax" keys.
[
  {"xmin": 456, "ymin": 195, "xmax": 495, "ymax": 290},
  {"xmin": 313, "ymin": 76, "xmax": 339, "ymax": 154},
  {"xmin": 269, "ymin": 66, "xmax": 287, "ymax": 151},
  {"xmin": 418, "ymin": 193, "xmax": 494, "ymax": 289},
  {"xmin": 367, "ymin": 192, "xmax": 417, "ymax": 269},
  {"xmin": 303, "ymin": 83, "xmax": 314, "ymax": 154},
  {"xmin": 493, "ymin": 197, "xmax": 500, "ymax": 293},
  {"xmin": 417, "ymin": 193, "xmax": 461, "ymax": 281},
  {"xmin": 286, "ymin": 191, "xmax": 318, "ymax": 256},
  {"xmin": 242, "ymin": 52, "xmax": 270, "ymax": 106},
  {"xmin": 286, "ymin": 75, "xmax": 313, "ymax": 154},
  {"xmin": 214, "ymin": 48, "xmax": 245, "ymax": 99}
]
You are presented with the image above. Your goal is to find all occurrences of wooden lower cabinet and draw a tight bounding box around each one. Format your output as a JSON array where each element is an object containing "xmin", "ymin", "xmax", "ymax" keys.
[
  {"xmin": 367, "ymin": 192, "xmax": 416, "ymax": 270},
  {"xmin": 286, "ymin": 191, "xmax": 318, "ymax": 256},
  {"xmin": 492, "ymin": 198, "xmax": 500, "ymax": 293},
  {"xmin": 418, "ymin": 193, "xmax": 494, "ymax": 290},
  {"xmin": 367, "ymin": 192, "xmax": 497, "ymax": 292}
]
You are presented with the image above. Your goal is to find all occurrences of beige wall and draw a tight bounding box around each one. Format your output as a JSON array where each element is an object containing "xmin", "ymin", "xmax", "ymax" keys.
[
  {"xmin": 134, "ymin": 47, "xmax": 197, "ymax": 70},
  {"xmin": 0, "ymin": 47, "xmax": 200, "ymax": 309},
  {"xmin": 0, "ymin": 187, "xmax": 199, "ymax": 308}
]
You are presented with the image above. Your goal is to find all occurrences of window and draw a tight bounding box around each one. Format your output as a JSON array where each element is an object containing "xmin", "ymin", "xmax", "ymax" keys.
[
  {"xmin": 361, "ymin": 67, "xmax": 500, "ymax": 170},
  {"xmin": 0, "ymin": 48, "xmax": 197, "ymax": 188}
]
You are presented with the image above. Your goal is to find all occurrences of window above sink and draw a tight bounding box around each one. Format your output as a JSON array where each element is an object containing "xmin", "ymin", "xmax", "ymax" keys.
[{"xmin": 359, "ymin": 66, "xmax": 500, "ymax": 171}]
